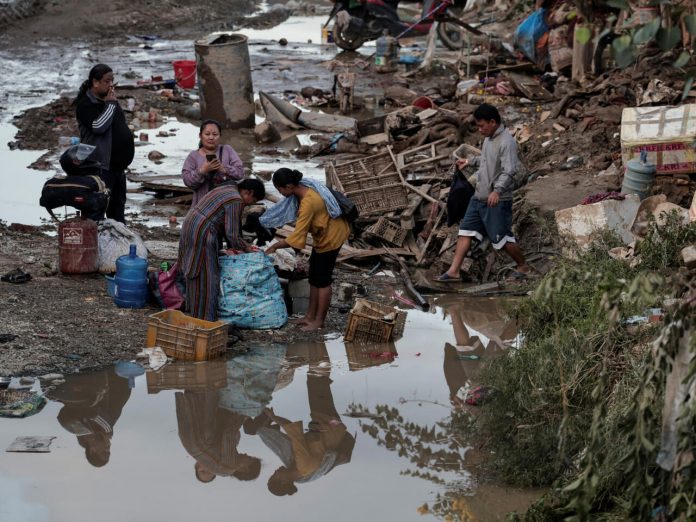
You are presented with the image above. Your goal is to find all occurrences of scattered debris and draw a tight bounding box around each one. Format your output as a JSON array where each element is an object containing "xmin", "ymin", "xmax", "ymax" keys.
[
  {"xmin": 6, "ymin": 436, "xmax": 56, "ymax": 453},
  {"xmin": 0, "ymin": 390, "xmax": 46, "ymax": 418}
]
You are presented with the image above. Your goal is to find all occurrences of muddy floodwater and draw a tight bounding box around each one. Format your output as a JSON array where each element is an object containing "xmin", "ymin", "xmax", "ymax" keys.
[{"xmin": 0, "ymin": 299, "xmax": 539, "ymax": 521}]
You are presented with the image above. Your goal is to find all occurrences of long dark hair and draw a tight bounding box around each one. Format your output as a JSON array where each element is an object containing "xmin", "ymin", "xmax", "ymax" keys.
[
  {"xmin": 74, "ymin": 64, "xmax": 112, "ymax": 105},
  {"xmin": 272, "ymin": 168, "xmax": 303, "ymax": 188},
  {"xmin": 198, "ymin": 119, "xmax": 222, "ymax": 149},
  {"xmin": 238, "ymin": 178, "xmax": 266, "ymax": 200}
]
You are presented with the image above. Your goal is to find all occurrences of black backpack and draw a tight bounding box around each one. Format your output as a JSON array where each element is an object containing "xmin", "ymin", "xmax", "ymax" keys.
[
  {"xmin": 39, "ymin": 175, "xmax": 110, "ymax": 220},
  {"xmin": 328, "ymin": 187, "xmax": 359, "ymax": 224}
]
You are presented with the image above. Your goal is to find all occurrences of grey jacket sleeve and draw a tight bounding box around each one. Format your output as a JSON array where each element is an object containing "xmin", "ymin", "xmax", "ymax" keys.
[{"xmin": 493, "ymin": 139, "xmax": 517, "ymax": 194}]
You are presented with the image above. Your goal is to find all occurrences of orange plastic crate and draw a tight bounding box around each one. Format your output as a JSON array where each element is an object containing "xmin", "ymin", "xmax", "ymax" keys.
[{"xmin": 145, "ymin": 310, "xmax": 227, "ymax": 361}]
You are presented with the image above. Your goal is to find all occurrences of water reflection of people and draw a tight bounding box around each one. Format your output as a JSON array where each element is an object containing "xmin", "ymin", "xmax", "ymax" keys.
[
  {"xmin": 174, "ymin": 346, "xmax": 289, "ymax": 484},
  {"xmin": 253, "ymin": 343, "xmax": 355, "ymax": 496},
  {"xmin": 445, "ymin": 305, "xmax": 505, "ymax": 407},
  {"xmin": 47, "ymin": 367, "xmax": 132, "ymax": 467},
  {"xmin": 175, "ymin": 390, "xmax": 261, "ymax": 483}
]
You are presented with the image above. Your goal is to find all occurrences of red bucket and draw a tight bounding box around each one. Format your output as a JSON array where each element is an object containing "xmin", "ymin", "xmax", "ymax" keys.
[
  {"xmin": 412, "ymin": 96, "xmax": 435, "ymax": 110},
  {"xmin": 172, "ymin": 60, "xmax": 196, "ymax": 89}
]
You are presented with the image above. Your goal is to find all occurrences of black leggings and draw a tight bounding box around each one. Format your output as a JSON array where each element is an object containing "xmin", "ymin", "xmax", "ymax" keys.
[{"xmin": 308, "ymin": 248, "xmax": 340, "ymax": 288}]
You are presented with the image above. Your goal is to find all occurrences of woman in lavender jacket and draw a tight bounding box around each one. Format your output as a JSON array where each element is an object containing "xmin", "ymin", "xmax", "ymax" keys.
[{"xmin": 182, "ymin": 119, "xmax": 244, "ymax": 206}]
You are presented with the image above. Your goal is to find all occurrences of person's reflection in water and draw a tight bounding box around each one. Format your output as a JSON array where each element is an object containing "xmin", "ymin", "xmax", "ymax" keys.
[
  {"xmin": 47, "ymin": 367, "xmax": 132, "ymax": 467},
  {"xmin": 176, "ymin": 390, "xmax": 261, "ymax": 483},
  {"xmin": 444, "ymin": 305, "xmax": 503, "ymax": 408},
  {"xmin": 253, "ymin": 343, "xmax": 355, "ymax": 496}
]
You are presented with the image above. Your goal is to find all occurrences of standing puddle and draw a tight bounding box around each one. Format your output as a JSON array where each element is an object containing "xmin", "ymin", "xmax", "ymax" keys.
[{"xmin": 0, "ymin": 299, "xmax": 540, "ymax": 521}]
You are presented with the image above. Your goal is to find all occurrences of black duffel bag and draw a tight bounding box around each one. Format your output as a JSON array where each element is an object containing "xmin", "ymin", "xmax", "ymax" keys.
[{"xmin": 39, "ymin": 175, "xmax": 110, "ymax": 220}]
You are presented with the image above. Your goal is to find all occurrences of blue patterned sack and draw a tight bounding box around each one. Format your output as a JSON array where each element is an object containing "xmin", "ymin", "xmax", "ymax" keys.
[{"xmin": 218, "ymin": 252, "xmax": 288, "ymax": 329}]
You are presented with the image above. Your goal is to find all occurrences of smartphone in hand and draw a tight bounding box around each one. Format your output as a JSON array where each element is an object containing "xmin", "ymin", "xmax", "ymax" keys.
[{"xmin": 205, "ymin": 154, "xmax": 217, "ymax": 162}]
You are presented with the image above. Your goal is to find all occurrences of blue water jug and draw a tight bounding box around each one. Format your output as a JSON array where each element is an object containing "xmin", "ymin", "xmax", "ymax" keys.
[
  {"xmin": 622, "ymin": 150, "xmax": 656, "ymax": 200},
  {"xmin": 114, "ymin": 244, "xmax": 148, "ymax": 308}
]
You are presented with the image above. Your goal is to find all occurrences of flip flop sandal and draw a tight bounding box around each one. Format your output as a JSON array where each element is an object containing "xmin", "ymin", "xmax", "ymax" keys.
[
  {"xmin": 433, "ymin": 272, "xmax": 458, "ymax": 282},
  {"xmin": 1, "ymin": 269, "xmax": 32, "ymax": 284}
]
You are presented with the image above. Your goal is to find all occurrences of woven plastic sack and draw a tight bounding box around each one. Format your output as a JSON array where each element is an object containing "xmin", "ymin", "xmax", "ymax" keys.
[
  {"xmin": 97, "ymin": 219, "xmax": 148, "ymax": 274},
  {"xmin": 218, "ymin": 252, "xmax": 287, "ymax": 329}
]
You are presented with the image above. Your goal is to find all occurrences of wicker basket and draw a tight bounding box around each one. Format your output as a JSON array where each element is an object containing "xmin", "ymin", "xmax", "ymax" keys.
[
  {"xmin": 327, "ymin": 152, "xmax": 409, "ymax": 215},
  {"xmin": 146, "ymin": 310, "xmax": 228, "ymax": 361},
  {"xmin": 145, "ymin": 360, "xmax": 228, "ymax": 393},
  {"xmin": 344, "ymin": 299, "xmax": 407, "ymax": 343},
  {"xmin": 345, "ymin": 342, "xmax": 398, "ymax": 371},
  {"xmin": 365, "ymin": 217, "xmax": 408, "ymax": 246}
]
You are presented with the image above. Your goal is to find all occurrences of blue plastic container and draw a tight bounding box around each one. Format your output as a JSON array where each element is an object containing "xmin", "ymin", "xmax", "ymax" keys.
[
  {"xmin": 105, "ymin": 275, "xmax": 116, "ymax": 298},
  {"xmin": 113, "ymin": 244, "xmax": 148, "ymax": 309},
  {"xmin": 622, "ymin": 150, "xmax": 656, "ymax": 200}
]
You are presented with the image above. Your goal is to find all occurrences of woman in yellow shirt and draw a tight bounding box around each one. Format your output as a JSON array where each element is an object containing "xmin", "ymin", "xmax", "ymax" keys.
[{"xmin": 265, "ymin": 168, "xmax": 350, "ymax": 331}]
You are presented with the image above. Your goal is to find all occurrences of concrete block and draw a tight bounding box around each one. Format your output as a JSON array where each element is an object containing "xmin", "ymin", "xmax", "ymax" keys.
[
  {"xmin": 681, "ymin": 245, "xmax": 696, "ymax": 269},
  {"xmin": 288, "ymin": 279, "xmax": 310, "ymax": 299},
  {"xmin": 292, "ymin": 297, "xmax": 309, "ymax": 315},
  {"xmin": 555, "ymin": 194, "xmax": 640, "ymax": 252}
]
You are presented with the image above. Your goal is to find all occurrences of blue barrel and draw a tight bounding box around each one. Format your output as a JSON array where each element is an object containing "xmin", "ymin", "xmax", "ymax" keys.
[
  {"xmin": 622, "ymin": 151, "xmax": 656, "ymax": 200},
  {"xmin": 114, "ymin": 244, "xmax": 148, "ymax": 308}
]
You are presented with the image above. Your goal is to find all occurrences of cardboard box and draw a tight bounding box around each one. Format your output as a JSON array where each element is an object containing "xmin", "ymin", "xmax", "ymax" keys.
[{"xmin": 621, "ymin": 105, "xmax": 696, "ymax": 175}]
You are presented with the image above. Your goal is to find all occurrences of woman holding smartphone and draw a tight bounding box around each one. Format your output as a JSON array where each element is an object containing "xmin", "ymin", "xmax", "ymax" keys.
[{"xmin": 182, "ymin": 119, "xmax": 244, "ymax": 206}]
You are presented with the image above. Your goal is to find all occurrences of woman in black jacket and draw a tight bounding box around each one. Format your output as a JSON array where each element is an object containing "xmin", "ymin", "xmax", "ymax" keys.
[{"xmin": 75, "ymin": 64, "xmax": 135, "ymax": 223}]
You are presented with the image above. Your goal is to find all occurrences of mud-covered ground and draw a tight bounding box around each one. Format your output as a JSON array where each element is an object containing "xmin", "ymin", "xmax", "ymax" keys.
[
  {"xmin": 0, "ymin": 0, "xmax": 328, "ymax": 45},
  {"xmin": 0, "ymin": 218, "xmax": 402, "ymax": 377}
]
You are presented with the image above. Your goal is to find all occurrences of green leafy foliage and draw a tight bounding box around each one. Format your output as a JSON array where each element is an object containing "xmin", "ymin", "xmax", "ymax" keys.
[
  {"xmin": 674, "ymin": 51, "xmax": 690, "ymax": 68},
  {"xmin": 612, "ymin": 35, "xmax": 636, "ymax": 68},
  {"xmin": 656, "ymin": 26, "xmax": 682, "ymax": 51},
  {"xmin": 478, "ymin": 218, "xmax": 696, "ymax": 519},
  {"xmin": 606, "ymin": 0, "xmax": 630, "ymax": 10},
  {"xmin": 633, "ymin": 16, "xmax": 661, "ymax": 45},
  {"xmin": 684, "ymin": 14, "xmax": 696, "ymax": 36},
  {"xmin": 635, "ymin": 211, "xmax": 696, "ymax": 272},
  {"xmin": 575, "ymin": 26, "xmax": 592, "ymax": 45}
]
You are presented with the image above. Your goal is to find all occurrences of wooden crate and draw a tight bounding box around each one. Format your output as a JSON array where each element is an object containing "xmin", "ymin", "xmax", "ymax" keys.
[
  {"xmin": 146, "ymin": 310, "xmax": 228, "ymax": 361},
  {"xmin": 395, "ymin": 138, "xmax": 454, "ymax": 178}
]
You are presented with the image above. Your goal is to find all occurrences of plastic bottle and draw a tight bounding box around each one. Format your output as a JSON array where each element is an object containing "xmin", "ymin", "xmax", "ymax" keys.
[
  {"xmin": 58, "ymin": 136, "xmax": 80, "ymax": 147},
  {"xmin": 375, "ymin": 30, "xmax": 397, "ymax": 73},
  {"xmin": 113, "ymin": 244, "xmax": 149, "ymax": 309}
]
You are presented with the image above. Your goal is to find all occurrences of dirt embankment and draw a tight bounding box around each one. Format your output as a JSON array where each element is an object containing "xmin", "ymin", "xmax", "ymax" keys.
[{"xmin": 0, "ymin": 0, "xmax": 330, "ymax": 45}]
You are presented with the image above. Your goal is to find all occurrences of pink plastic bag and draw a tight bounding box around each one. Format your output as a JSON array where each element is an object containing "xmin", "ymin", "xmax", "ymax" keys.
[{"xmin": 152, "ymin": 262, "xmax": 185, "ymax": 310}]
